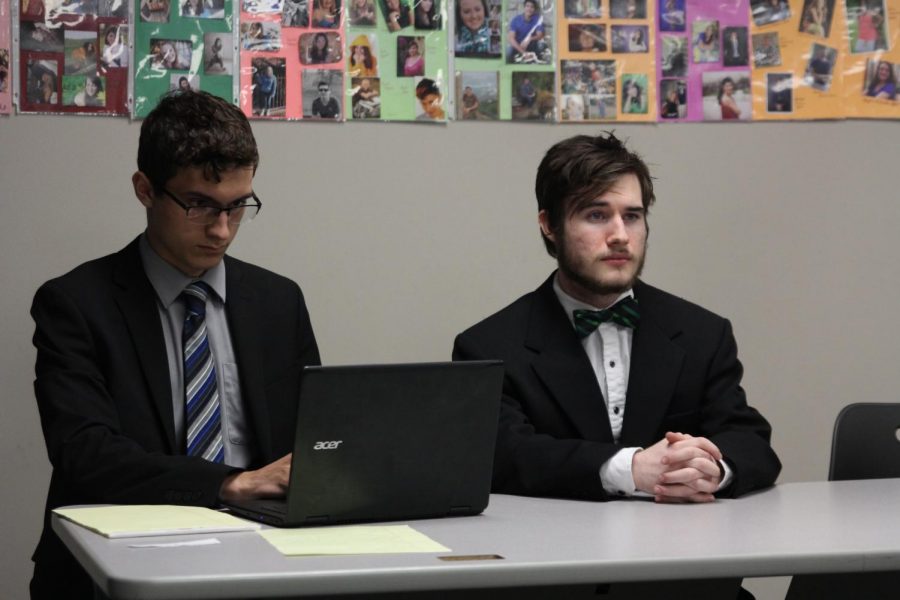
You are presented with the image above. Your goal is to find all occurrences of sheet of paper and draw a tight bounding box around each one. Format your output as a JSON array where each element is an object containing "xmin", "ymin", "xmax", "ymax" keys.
[
  {"xmin": 260, "ymin": 524, "xmax": 450, "ymax": 555},
  {"xmin": 54, "ymin": 505, "xmax": 260, "ymax": 538}
]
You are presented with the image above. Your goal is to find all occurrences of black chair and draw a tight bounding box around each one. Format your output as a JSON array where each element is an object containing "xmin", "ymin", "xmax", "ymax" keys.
[
  {"xmin": 786, "ymin": 403, "xmax": 900, "ymax": 599},
  {"xmin": 829, "ymin": 402, "xmax": 900, "ymax": 481}
]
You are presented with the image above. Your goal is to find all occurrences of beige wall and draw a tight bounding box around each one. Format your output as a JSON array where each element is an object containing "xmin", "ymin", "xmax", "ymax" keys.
[{"xmin": 1, "ymin": 116, "xmax": 898, "ymax": 599}]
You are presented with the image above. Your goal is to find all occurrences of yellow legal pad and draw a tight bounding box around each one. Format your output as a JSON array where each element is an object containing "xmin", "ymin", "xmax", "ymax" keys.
[
  {"xmin": 259, "ymin": 525, "xmax": 450, "ymax": 556},
  {"xmin": 53, "ymin": 505, "xmax": 260, "ymax": 538}
]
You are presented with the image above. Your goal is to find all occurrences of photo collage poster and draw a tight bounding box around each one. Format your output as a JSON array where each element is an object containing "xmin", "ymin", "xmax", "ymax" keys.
[
  {"xmin": 841, "ymin": 0, "xmax": 898, "ymax": 118},
  {"xmin": 1, "ymin": 0, "xmax": 11, "ymax": 114},
  {"xmin": 17, "ymin": 0, "xmax": 130, "ymax": 114},
  {"xmin": 655, "ymin": 0, "xmax": 751, "ymax": 122},
  {"xmin": 559, "ymin": 0, "xmax": 655, "ymax": 122},
  {"xmin": 748, "ymin": 0, "xmax": 845, "ymax": 120},
  {"xmin": 453, "ymin": 0, "xmax": 556, "ymax": 121},
  {"xmin": 238, "ymin": 0, "xmax": 345, "ymax": 120},
  {"xmin": 345, "ymin": 0, "xmax": 448, "ymax": 121},
  {"xmin": 133, "ymin": 0, "xmax": 235, "ymax": 117}
]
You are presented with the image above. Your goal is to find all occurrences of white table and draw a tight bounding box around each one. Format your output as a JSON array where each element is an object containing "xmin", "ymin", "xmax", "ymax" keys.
[{"xmin": 53, "ymin": 479, "xmax": 900, "ymax": 599}]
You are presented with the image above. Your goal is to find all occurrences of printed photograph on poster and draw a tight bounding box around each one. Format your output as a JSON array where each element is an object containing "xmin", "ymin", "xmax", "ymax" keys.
[
  {"xmin": 140, "ymin": 0, "xmax": 171, "ymax": 22},
  {"xmin": 702, "ymin": 70, "xmax": 750, "ymax": 120},
  {"xmin": 660, "ymin": 35, "xmax": 686, "ymax": 76},
  {"xmin": 0, "ymin": 50, "xmax": 8, "ymax": 94},
  {"xmin": 397, "ymin": 36, "xmax": 426, "ymax": 76},
  {"xmin": 312, "ymin": 0, "xmax": 341, "ymax": 27},
  {"xmin": 862, "ymin": 58, "xmax": 898, "ymax": 100},
  {"xmin": 251, "ymin": 57, "xmax": 286, "ymax": 116},
  {"xmin": 561, "ymin": 93, "xmax": 585, "ymax": 119},
  {"xmin": 455, "ymin": 0, "xmax": 501, "ymax": 57},
  {"xmin": 568, "ymin": 24, "xmax": 606, "ymax": 53},
  {"xmin": 692, "ymin": 20, "xmax": 719, "ymax": 63},
  {"xmin": 26, "ymin": 59, "xmax": 59, "ymax": 105},
  {"xmin": 244, "ymin": 0, "xmax": 284, "ymax": 14},
  {"xmin": 804, "ymin": 43, "xmax": 836, "ymax": 91},
  {"xmin": 100, "ymin": 24, "xmax": 128, "ymax": 70},
  {"xmin": 303, "ymin": 69, "xmax": 342, "ymax": 119},
  {"xmin": 414, "ymin": 76, "xmax": 446, "ymax": 119},
  {"xmin": 63, "ymin": 74, "xmax": 105, "ymax": 106},
  {"xmin": 752, "ymin": 32, "xmax": 781, "ymax": 66},
  {"xmin": 282, "ymin": 0, "xmax": 310, "ymax": 25},
  {"xmin": 300, "ymin": 32, "xmax": 342, "ymax": 64},
  {"xmin": 20, "ymin": 22, "xmax": 64, "ymax": 53},
  {"xmin": 845, "ymin": 0, "xmax": 888, "ymax": 53},
  {"xmin": 506, "ymin": 0, "xmax": 552, "ymax": 65},
  {"xmin": 621, "ymin": 73, "xmax": 648, "ymax": 113},
  {"xmin": 564, "ymin": 0, "xmax": 600, "ymax": 18},
  {"xmin": 348, "ymin": 34, "xmax": 379, "ymax": 76},
  {"xmin": 150, "ymin": 39, "xmax": 192, "ymax": 69},
  {"xmin": 380, "ymin": 0, "xmax": 413, "ymax": 31},
  {"xmin": 750, "ymin": 0, "xmax": 791, "ymax": 26},
  {"xmin": 561, "ymin": 59, "xmax": 614, "ymax": 94},
  {"xmin": 659, "ymin": 78, "xmax": 686, "ymax": 118},
  {"xmin": 511, "ymin": 70, "xmax": 554, "ymax": 119},
  {"xmin": 348, "ymin": 0, "xmax": 376, "ymax": 25},
  {"xmin": 658, "ymin": 0, "xmax": 685, "ymax": 31},
  {"xmin": 181, "ymin": 0, "xmax": 226, "ymax": 18},
  {"xmin": 65, "ymin": 30, "xmax": 99, "ymax": 76},
  {"xmin": 204, "ymin": 32, "xmax": 233, "ymax": 74},
  {"xmin": 611, "ymin": 25, "xmax": 648, "ymax": 54},
  {"xmin": 798, "ymin": 0, "xmax": 835, "ymax": 37},
  {"xmin": 351, "ymin": 76, "xmax": 381, "ymax": 117},
  {"xmin": 722, "ymin": 27, "xmax": 749, "ymax": 66},
  {"xmin": 767, "ymin": 72, "xmax": 793, "ymax": 111},
  {"xmin": 21, "ymin": 0, "xmax": 47, "ymax": 18},
  {"xmin": 456, "ymin": 70, "xmax": 499, "ymax": 119},
  {"xmin": 242, "ymin": 22, "xmax": 283, "ymax": 51},
  {"xmin": 53, "ymin": 0, "xmax": 100, "ymax": 16},
  {"xmin": 170, "ymin": 73, "xmax": 200, "ymax": 90},
  {"xmin": 100, "ymin": 0, "xmax": 129, "ymax": 18},
  {"xmin": 414, "ymin": 0, "xmax": 441, "ymax": 29},
  {"xmin": 610, "ymin": 0, "xmax": 645, "ymax": 19}
]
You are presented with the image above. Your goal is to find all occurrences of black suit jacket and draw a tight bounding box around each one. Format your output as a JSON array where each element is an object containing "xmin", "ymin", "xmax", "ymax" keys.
[
  {"xmin": 453, "ymin": 275, "xmax": 780, "ymax": 501},
  {"xmin": 30, "ymin": 237, "xmax": 320, "ymax": 598}
]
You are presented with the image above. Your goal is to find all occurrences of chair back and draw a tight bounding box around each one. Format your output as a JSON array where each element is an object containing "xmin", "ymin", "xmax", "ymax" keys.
[{"xmin": 829, "ymin": 402, "xmax": 900, "ymax": 481}]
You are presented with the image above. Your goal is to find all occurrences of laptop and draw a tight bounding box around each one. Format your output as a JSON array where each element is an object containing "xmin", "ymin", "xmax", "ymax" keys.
[{"xmin": 223, "ymin": 360, "xmax": 504, "ymax": 527}]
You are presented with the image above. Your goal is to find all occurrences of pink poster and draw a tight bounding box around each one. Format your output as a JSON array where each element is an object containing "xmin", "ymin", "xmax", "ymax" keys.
[
  {"xmin": 0, "ymin": 0, "xmax": 11, "ymax": 114},
  {"xmin": 238, "ymin": 0, "xmax": 346, "ymax": 121},
  {"xmin": 656, "ymin": 0, "xmax": 751, "ymax": 121}
]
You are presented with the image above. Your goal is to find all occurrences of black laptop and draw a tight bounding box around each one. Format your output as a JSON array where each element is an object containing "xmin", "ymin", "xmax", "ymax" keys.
[{"xmin": 223, "ymin": 360, "xmax": 504, "ymax": 527}]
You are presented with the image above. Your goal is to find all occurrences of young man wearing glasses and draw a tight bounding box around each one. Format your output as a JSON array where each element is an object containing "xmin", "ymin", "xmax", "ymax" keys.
[
  {"xmin": 311, "ymin": 80, "xmax": 340, "ymax": 119},
  {"xmin": 30, "ymin": 90, "xmax": 320, "ymax": 599}
]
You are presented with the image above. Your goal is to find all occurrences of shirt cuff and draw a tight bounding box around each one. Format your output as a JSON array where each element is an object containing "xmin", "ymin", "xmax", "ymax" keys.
[
  {"xmin": 600, "ymin": 447, "xmax": 647, "ymax": 497},
  {"xmin": 717, "ymin": 459, "xmax": 734, "ymax": 491}
]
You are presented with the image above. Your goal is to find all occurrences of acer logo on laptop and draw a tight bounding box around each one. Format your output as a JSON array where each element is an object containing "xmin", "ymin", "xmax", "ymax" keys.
[{"xmin": 313, "ymin": 441, "xmax": 343, "ymax": 450}]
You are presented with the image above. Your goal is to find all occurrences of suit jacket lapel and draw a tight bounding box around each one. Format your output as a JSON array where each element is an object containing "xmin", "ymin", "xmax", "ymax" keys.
[
  {"xmin": 112, "ymin": 239, "xmax": 177, "ymax": 452},
  {"xmin": 224, "ymin": 257, "xmax": 273, "ymax": 463},
  {"xmin": 526, "ymin": 276, "xmax": 614, "ymax": 442},
  {"xmin": 619, "ymin": 281, "xmax": 684, "ymax": 446}
]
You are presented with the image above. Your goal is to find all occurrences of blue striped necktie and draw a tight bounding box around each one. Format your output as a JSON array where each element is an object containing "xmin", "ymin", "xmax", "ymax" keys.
[{"xmin": 181, "ymin": 282, "xmax": 224, "ymax": 463}]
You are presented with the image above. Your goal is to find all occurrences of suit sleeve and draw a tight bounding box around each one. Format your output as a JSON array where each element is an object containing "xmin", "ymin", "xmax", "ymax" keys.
[
  {"xmin": 32, "ymin": 281, "xmax": 235, "ymax": 508},
  {"xmin": 703, "ymin": 319, "xmax": 781, "ymax": 497},
  {"xmin": 453, "ymin": 333, "xmax": 618, "ymax": 501}
]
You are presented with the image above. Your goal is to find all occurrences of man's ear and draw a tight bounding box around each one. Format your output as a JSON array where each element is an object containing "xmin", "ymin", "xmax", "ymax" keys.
[
  {"xmin": 132, "ymin": 171, "xmax": 154, "ymax": 208},
  {"xmin": 538, "ymin": 209, "xmax": 555, "ymax": 243}
]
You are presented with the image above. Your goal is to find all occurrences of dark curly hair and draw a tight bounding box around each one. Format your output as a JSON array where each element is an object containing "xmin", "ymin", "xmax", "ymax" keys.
[
  {"xmin": 137, "ymin": 90, "xmax": 258, "ymax": 194},
  {"xmin": 535, "ymin": 132, "xmax": 655, "ymax": 257}
]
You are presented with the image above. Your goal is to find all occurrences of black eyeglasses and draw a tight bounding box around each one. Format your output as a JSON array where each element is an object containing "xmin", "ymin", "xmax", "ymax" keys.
[{"xmin": 163, "ymin": 189, "xmax": 262, "ymax": 225}]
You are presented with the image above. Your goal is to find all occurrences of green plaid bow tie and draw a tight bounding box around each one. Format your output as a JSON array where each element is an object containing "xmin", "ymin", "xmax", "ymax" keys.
[{"xmin": 572, "ymin": 297, "xmax": 640, "ymax": 339}]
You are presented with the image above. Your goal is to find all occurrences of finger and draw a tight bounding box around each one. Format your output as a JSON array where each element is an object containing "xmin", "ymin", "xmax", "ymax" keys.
[
  {"xmin": 657, "ymin": 470, "xmax": 719, "ymax": 493},
  {"xmin": 654, "ymin": 490, "xmax": 715, "ymax": 504},
  {"xmin": 661, "ymin": 444, "xmax": 716, "ymax": 466},
  {"xmin": 661, "ymin": 457, "xmax": 721, "ymax": 479},
  {"xmin": 666, "ymin": 435, "xmax": 723, "ymax": 461},
  {"xmin": 654, "ymin": 482, "xmax": 717, "ymax": 498}
]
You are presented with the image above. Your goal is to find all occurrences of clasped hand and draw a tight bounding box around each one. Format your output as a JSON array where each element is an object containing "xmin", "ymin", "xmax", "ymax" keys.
[{"xmin": 632, "ymin": 432, "xmax": 723, "ymax": 503}]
